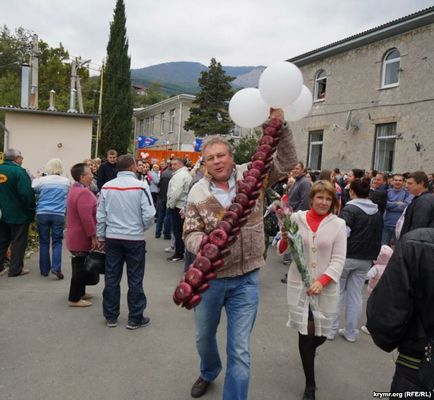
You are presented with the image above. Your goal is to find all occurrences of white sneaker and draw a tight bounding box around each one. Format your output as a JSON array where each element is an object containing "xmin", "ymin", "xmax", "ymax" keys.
[
  {"xmin": 326, "ymin": 333, "xmax": 336, "ymax": 341},
  {"xmin": 361, "ymin": 325, "xmax": 370, "ymax": 335},
  {"xmin": 164, "ymin": 246, "xmax": 174, "ymax": 253},
  {"xmin": 338, "ymin": 328, "xmax": 356, "ymax": 343}
]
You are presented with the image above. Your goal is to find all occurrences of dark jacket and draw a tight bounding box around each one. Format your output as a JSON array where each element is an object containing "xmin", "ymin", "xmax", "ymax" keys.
[
  {"xmin": 400, "ymin": 191, "xmax": 434, "ymax": 237},
  {"xmin": 339, "ymin": 199, "xmax": 383, "ymax": 260},
  {"xmin": 286, "ymin": 175, "xmax": 311, "ymax": 212},
  {"xmin": 0, "ymin": 160, "xmax": 35, "ymax": 224},
  {"xmin": 158, "ymin": 168, "xmax": 173, "ymax": 202},
  {"xmin": 369, "ymin": 185, "xmax": 388, "ymax": 215},
  {"xmin": 96, "ymin": 161, "xmax": 118, "ymax": 190},
  {"xmin": 367, "ymin": 228, "xmax": 434, "ymax": 358}
]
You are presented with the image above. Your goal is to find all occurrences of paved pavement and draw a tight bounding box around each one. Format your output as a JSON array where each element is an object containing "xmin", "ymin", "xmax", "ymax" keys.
[{"xmin": 0, "ymin": 232, "xmax": 395, "ymax": 400}]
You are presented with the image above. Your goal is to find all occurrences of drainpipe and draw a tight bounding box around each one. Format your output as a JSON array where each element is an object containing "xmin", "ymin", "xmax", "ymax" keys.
[{"xmin": 177, "ymin": 95, "xmax": 183, "ymax": 151}]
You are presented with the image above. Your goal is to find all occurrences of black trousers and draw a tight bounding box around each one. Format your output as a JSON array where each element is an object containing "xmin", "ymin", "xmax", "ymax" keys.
[
  {"xmin": 68, "ymin": 254, "xmax": 87, "ymax": 302},
  {"xmin": 0, "ymin": 222, "xmax": 30, "ymax": 276},
  {"xmin": 170, "ymin": 208, "xmax": 185, "ymax": 258},
  {"xmin": 391, "ymin": 364, "xmax": 426, "ymax": 393}
]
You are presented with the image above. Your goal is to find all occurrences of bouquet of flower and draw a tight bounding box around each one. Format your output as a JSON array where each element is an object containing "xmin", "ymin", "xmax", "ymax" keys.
[{"xmin": 265, "ymin": 200, "xmax": 324, "ymax": 318}]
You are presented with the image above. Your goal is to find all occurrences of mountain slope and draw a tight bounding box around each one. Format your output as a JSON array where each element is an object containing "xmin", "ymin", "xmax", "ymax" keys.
[{"xmin": 131, "ymin": 61, "xmax": 264, "ymax": 94}]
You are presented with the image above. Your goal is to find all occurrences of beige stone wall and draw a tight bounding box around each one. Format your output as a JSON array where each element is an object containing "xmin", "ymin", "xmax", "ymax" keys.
[
  {"xmin": 291, "ymin": 24, "xmax": 434, "ymax": 173},
  {"xmin": 5, "ymin": 112, "xmax": 93, "ymax": 178},
  {"xmin": 134, "ymin": 97, "xmax": 195, "ymax": 150}
]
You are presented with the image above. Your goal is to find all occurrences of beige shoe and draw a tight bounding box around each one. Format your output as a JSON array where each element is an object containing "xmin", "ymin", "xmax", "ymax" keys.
[
  {"xmin": 68, "ymin": 300, "xmax": 92, "ymax": 307},
  {"xmin": 19, "ymin": 268, "xmax": 30, "ymax": 276},
  {"xmin": 81, "ymin": 293, "xmax": 93, "ymax": 300}
]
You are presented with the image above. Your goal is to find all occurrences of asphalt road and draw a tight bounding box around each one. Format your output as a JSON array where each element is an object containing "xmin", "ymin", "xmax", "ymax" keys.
[{"xmin": 0, "ymin": 231, "xmax": 395, "ymax": 400}]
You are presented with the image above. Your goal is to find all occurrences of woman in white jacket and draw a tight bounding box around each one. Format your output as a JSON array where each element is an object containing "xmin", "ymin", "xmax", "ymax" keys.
[{"xmin": 278, "ymin": 180, "xmax": 347, "ymax": 400}]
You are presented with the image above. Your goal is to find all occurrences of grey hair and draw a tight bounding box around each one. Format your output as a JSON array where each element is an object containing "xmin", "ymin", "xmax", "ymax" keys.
[
  {"xmin": 44, "ymin": 158, "xmax": 64, "ymax": 175},
  {"xmin": 4, "ymin": 148, "xmax": 22, "ymax": 161},
  {"xmin": 202, "ymin": 136, "xmax": 233, "ymax": 156}
]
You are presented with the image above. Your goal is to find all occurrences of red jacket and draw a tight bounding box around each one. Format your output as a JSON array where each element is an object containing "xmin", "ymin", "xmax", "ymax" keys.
[{"xmin": 66, "ymin": 183, "xmax": 97, "ymax": 252}]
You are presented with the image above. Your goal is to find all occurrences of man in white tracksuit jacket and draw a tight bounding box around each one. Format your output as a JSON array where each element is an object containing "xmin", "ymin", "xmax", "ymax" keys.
[
  {"xmin": 166, "ymin": 157, "xmax": 192, "ymax": 262},
  {"xmin": 97, "ymin": 154, "xmax": 155, "ymax": 330}
]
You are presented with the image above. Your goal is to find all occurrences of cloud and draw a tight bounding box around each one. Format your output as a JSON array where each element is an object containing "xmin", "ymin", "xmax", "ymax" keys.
[{"xmin": 2, "ymin": 0, "xmax": 433, "ymax": 70}]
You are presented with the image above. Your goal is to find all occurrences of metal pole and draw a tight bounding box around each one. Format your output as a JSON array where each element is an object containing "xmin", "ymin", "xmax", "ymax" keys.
[
  {"xmin": 68, "ymin": 59, "xmax": 77, "ymax": 112},
  {"xmin": 30, "ymin": 34, "xmax": 39, "ymax": 109},
  {"xmin": 95, "ymin": 63, "xmax": 104, "ymax": 158}
]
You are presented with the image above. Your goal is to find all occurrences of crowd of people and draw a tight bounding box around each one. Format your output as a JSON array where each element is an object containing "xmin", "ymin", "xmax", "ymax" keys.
[{"xmin": 0, "ymin": 116, "xmax": 433, "ymax": 399}]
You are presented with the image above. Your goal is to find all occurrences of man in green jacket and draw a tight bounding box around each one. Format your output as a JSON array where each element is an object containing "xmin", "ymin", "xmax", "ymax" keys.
[{"xmin": 0, "ymin": 148, "xmax": 36, "ymax": 277}]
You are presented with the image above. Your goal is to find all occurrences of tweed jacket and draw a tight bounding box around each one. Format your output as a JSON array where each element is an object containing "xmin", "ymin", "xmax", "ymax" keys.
[
  {"xmin": 183, "ymin": 123, "xmax": 298, "ymax": 278},
  {"xmin": 281, "ymin": 211, "xmax": 347, "ymax": 336}
]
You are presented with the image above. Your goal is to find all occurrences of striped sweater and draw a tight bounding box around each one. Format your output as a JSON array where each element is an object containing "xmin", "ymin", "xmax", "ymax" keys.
[{"xmin": 183, "ymin": 123, "xmax": 298, "ymax": 278}]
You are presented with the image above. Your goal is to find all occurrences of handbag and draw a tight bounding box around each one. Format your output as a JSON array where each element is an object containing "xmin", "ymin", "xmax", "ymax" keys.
[{"xmin": 84, "ymin": 252, "xmax": 106, "ymax": 286}]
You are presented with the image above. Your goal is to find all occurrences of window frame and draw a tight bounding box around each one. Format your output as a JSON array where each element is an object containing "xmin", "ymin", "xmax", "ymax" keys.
[
  {"xmin": 307, "ymin": 130, "xmax": 323, "ymax": 170},
  {"xmin": 381, "ymin": 49, "xmax": 400, "ymax": 89},
  {"xmin": 169, "ymin": 109, "xmax": 175, "ymax": 133},
  {"xmin": 314, "ymin": 70, "xmax": 327, "ymax": 102},
  {"xmin": 372, "ymin": 123, "xmax": 397, "ymax": 172},
  {"xmin": 160, "ymin": 112, "xmax": 165, "ymax": 135}
]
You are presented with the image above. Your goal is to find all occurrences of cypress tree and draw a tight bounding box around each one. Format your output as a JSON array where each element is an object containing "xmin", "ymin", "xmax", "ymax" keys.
[
  {"xmin": 184, "ymin": 58, "xmax": 235, "ymax": 137},
  {"xmin": 100, "ymin": 0, "xmax": 133, "ymax": 155}
]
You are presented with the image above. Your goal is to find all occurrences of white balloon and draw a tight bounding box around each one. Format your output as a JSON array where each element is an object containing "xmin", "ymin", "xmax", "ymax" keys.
[
  {"xmin": 229, "ymin": 88, "xmax": 269, "ymax": 128},
  {"xmin": 259, "ymin": 62, "xmax": 303, "ymax": 107},
  {"xmin": 283, "ymin": 86, "xmax": 313, "ymax": 122}
]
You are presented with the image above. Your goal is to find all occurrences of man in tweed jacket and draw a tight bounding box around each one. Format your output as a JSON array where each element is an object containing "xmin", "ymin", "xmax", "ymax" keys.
[{"xmin": 184, "ymin": 109, "xmax": 297, "ymax": 399}]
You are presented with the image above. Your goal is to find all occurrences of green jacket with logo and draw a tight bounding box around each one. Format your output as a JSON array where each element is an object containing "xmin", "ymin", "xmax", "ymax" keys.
[{"xmin": 0, "ymin": 160, "xmax": 36, "ymax": 224}]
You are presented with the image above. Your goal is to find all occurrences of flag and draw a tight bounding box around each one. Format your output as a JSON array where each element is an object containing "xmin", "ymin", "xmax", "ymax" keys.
[
  {"xmin": 194, "ymin": 138, "xmax": 203, "ymax": 152},
  {"xmin": 137, "ymin": 136, "xmax": 158, "ymax": 148}
]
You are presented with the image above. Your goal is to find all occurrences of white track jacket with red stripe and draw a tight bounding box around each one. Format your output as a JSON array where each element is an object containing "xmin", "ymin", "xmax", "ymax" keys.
[{"xmin": 96, "ymin": 171, "xmax": 156, "ymax": 241}]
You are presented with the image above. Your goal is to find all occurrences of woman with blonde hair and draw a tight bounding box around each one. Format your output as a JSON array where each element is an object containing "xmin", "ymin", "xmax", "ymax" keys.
[
  {"xmin": 32, "ymin": 158, "xmax": 70, "ymax": 278},
  {"xmin": 278, "ymin": 180, "xmax": 347, "ymax": 400}
]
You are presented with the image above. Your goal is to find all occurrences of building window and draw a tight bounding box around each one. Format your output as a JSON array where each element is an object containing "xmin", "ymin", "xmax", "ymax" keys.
[
  {"xmin": 231, "ymin": 125, "xmax": 241, "ymax": 138},
  {"xmin": 169, "ymin": 109, "xmax": 175, "ymax": 132},
  {"xmin": 381, "ymin": 49, "xmax": 400, "ymax": 88},
  {"xmin": 373, "ymin": 123, "xmax": 396, "ymax": 172},
  {"xmin": 149, "ymin": 116, "xmax": 154, "ymax": 134},
  {"xmin": 144, "ymin": 118, "xmax": 150, "ymax": 134},
  {"xmin": 138, "ymin": 119, "xmax": 144, "ymax": 134},
  {"xmin": 307, "ymin": 130, "xmax": 323, "ymax": 170},
  {"xmin": 160, "ymin": 112, "xmax": 165, "ymax": 135},
  {"xmin": 314, "ymin": 70, "xmax": 327, "ymax": 101}
]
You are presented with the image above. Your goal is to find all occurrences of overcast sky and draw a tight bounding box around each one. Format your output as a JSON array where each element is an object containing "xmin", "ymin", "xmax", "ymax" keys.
[{"xmin": 2, "ymin": 0, "xmax": 434, "ymax": 73}]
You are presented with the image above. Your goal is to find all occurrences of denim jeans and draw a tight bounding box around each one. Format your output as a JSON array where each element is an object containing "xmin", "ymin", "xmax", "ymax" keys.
[
  {"xmin": 103, "ymin": 239, "xmax": 147, "ymax": 323},
  {"xmin": 194, "ymin": 269, "xmax": 259, "ymax": 400},
  {"xmin": 155, "ymin": 200, "xmax": 172, "ymax": 238},
  {"xmin": 331, "ymin": 258, "xmax": 372, "ymax": 339},
  {"xmin": 36, "ymin": 213, "xmax": 65, "ymax": 275},
  {"xmin": 382, "ymin": 225, "xmax": 396, "ymax": 246}
]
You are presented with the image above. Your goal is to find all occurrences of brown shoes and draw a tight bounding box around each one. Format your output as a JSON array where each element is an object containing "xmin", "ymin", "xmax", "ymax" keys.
[
  {"xmin": 191, "ymin": 377, "xmax": 210, "ymax": 398},
  {"xmin": 68, "ymin": 300, "xmax": 92, "ymax": 307}
]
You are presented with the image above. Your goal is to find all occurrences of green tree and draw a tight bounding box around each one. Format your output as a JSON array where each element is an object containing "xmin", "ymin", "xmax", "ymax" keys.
[
  {"xmin": 229, "ymin": 130, "xmax": 261, "ymax": 164},
  {"xmin": 100, "ymin": 0, "xmax": 133, "ymax": 156},
  {"xmin": 184, "ymin": 58, "xmax": 234, "ymax": 137}
]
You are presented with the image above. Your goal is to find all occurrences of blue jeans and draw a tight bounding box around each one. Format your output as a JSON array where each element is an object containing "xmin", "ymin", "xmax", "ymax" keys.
[
  {"xmin": 155, "ymin": 200, "xmax": 172, "ymax": 238},
  {"xmin": 103, "ymin": 239, "xmax": 147, "ymax": 323},
  {"xmin": 331, "ymin": 258, "xmax": 372, "ymax": 339},
  {"xmin": 36, "ymin": 213, "xmax": 65, "ymax": 275},
  {"xmin": 194, "ymin": 269, "xmax": 259, "ymax": 400},
  {"xmin": 382, "ymin": 225, "xmax": 396, "ymax": 246}
]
